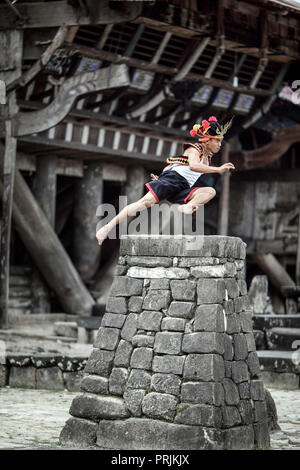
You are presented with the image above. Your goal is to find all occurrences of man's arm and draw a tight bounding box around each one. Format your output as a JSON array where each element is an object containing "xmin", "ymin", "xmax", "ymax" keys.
[{"xmin": 188, "ymin": 154, "xmax": 235, "ymax": 174}]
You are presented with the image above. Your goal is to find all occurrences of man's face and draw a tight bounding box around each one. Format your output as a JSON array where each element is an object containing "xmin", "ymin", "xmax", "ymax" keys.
[{"xmin": 206, "ymin": 138, "xmax": 223, "ymax": 154}]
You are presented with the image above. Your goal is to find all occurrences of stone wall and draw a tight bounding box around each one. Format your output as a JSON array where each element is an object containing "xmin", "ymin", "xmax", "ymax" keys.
[
  {"xmin": 0, "ymin": 353, "xmax": 86, "ymax": 391},
  {"xmin": 60, "ymin": 235, "xmax": 271, "ymax": 450}
]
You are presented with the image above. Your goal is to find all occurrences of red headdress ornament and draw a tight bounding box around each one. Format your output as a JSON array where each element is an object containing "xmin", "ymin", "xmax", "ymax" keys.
[{"xmin": 183, "ymin": 116, "xmax": 234, "ymax": 155}]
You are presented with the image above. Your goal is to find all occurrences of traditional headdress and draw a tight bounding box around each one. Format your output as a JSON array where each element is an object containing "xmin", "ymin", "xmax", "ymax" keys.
[{"xmin": 182, "ymin": 115, "xmax": 234, "ymax": 154}]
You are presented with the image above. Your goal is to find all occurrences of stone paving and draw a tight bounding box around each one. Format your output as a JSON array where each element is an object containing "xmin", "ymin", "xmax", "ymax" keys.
[{"xmin": 0, "ymin": 386, "xmax": 299, "ymax": 450}]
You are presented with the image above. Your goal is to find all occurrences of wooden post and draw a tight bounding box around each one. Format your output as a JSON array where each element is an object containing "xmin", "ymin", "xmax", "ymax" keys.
[
  {"xmin": 73, "ymin": 162, "xmax": 103, "ymax": 281},
  {"xmin": 124, "ymin": 165, "xmax": 146, "ymax": 205},
  {"xmin": 0, "ymin": 30, "xmax": 22, "ymax": 327},
  {"xmin": 0, "ymin": 117, "xmax": 16, "ymax": 328},
  {"xmin": 33, "ymin": 155, "xmax": 57, "ymax": 228},
  {"xmin": 217, "ymin": 141, "xmax": 230, "ymax": 235},
  {"xmin": 123, "ymin": 165, "xmax": 146, "ymax": 234},
  {"xmin": 32, "ymin": 155, "xmax": 57, "ymax": 313}
]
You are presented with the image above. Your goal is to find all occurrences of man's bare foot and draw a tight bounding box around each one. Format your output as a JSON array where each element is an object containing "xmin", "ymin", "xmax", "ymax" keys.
[
  {"xmin": 177, "ymin": 204, "xmax": 198, "ymax": 214},
  {"xmin": 96, "ymin": 225, "xmax": 110, "ymax": 246}
]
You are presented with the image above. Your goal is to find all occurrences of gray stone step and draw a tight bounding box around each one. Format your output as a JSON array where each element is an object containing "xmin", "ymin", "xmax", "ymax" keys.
[
  {"xmin": 0, "ymin": 329, "xmax": 76, "ymax": 343},
  {"xmin": 53, "ymin": 321, "xmax": 78, "ymax": 338},
  {"xmin": 9, "ymin": 313, "xmax": 78, "ymax": 326},
  {"xmin": 8, "ymin": 308, "xmax": 31, "ymax": 317},
  {"xmin": 9, "ymin": 287, "xmax": 31, "ymax": 298},
  {"xmin": 253, "ymin": 314, "xmax": 300, "ymax": 331},
  {"xmin": 266, "ymin": 327, "xmax": 300, "ymax": 351},
  {"xmin": 257, "ymin": 350, "xmax": 300, "ymax": 375},
  {"xmin": 10, "ymin": 266, "xmax": 32, "ymax": 276},
  {"xmin": 9, "ymin": 276, "xmax": 31, "ymax": 287},
  {"xmin": 8, "ymin": 298, "xmax": 32, "ymax": 309}
]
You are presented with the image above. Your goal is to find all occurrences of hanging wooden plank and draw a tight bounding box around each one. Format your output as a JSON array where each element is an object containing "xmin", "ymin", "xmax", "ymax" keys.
[
  {"xmin": 0, "ymin": 120, "xmax": 17, "ymax": 328},
  {"xmin": 12, "ymin": 64, "xmax": 131, "ymax": 137}
]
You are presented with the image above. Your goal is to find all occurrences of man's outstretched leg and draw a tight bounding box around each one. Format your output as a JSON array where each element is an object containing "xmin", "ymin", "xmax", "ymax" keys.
[
  {"xmin": 96, "ymin": 192, "xmax": 157, "ymax": 245},
  {"xmin": 178, "ymin": 187, "xmax": 216, "ymax": 214}
]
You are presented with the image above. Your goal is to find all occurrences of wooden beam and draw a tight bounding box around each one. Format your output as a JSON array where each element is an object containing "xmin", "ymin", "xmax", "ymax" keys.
[
  {"xmin": 62, "ymin": 43, "xmax": 273, "ymax": 97},
  {"xmin": 151, "ymin": 32, "xmax": 172, "ymax": 64},
  {"xmin": 56, "ymin": 158, "xmax": 83, "ymax": 177},
  {"xmin": 0, "ymin": 1, "xmax": 142, "ymax": 29},
  {"xmin": 16, "ymin": 153, "xmax": 83, "ymax": 177},
  {"xmin": 132, "ymin": 6, "xmax": 213, "ymax": 38},
  {"xmin": 248, "ymin": 239, "xmax": 298, "ymax": 255},
  {"xmin": 251, "ymin": 253, "xmax": 295, "ymax": 291},
  {"xmin": 18, "ymin": 100, "xmax": 188, "ymax": 140},
  {"xmin": 12, "ymin": 64, "xmax": 130, "ymax": 137},
  {"xmin": 96, "ymin": 24, "xmax": 113, "ymax": 50},
  {"xmin": 7, "ymin": 25, "xmax": 68, "ymax": 93},
  {"xmin": 217, "ymin": 142, "xmax": 230, "ymax": 235},
  {"xmin": 65, "ymin": 26, "xmax": 79, "ymax": 43},
  {"xmin": 18, "ymin": 135, "xmax": 166, "ymax": 164}
]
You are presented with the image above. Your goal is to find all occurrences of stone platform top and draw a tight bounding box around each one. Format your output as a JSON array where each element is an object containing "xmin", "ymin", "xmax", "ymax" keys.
[{"xmin": 120, "ymin": 235, "xmax": 246, "ymax": 259}]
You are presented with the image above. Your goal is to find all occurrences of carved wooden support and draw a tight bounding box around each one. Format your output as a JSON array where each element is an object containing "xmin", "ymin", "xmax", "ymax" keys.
[
  {"xmin": 7, "ymin": 25, "xmax": 69, "ymax": 93},
  {"xmin": 12, "ymin": 64, "xmax": 130, "ymax": 137}
]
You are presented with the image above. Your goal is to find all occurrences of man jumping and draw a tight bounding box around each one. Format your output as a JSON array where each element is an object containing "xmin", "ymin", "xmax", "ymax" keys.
[{"xmin": 96, "ymin": 116, "xmax": 235, "ymax": 246}]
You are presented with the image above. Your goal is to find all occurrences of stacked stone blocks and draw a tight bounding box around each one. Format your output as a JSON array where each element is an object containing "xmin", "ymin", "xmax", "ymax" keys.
[{"xmin": 60, "ymin": 236, "xmax": 270, "ymax": 450}]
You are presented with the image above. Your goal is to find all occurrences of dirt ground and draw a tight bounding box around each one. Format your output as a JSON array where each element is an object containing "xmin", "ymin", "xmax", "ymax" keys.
[{"xmin": 0, "ymin": 386, "xmax": 299, "ymax": 450}]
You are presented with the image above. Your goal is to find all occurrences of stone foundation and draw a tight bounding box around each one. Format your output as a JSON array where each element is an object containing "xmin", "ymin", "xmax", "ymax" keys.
[{"xmin": 60, "ymin": 235, "xmax": 271, "ymax": 450}]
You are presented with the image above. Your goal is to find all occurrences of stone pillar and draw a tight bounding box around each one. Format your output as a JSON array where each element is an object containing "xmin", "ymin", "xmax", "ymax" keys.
[
  {"xmin": 60, "ymin": 235, "xmax": 271, "ymax": 450},
  {"xmin": 124, "ymin": 165, "xmax": 146, "ymax": 205},
  {"xmin": 73, "ymin": 162, "xmax": 103, "ymax": 281},
  {"xmin": 33, "ymin": 155, "xmax": 57, "ymax": 228},
  {"xmin": 31, "ymin": 155, "xmax": 58, "ymax": 313}
]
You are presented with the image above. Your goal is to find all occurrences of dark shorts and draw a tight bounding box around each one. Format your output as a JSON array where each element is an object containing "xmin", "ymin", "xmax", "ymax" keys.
[{"xmin": 145, "ymin": 170, "xmax": 211, "ymax": 205}]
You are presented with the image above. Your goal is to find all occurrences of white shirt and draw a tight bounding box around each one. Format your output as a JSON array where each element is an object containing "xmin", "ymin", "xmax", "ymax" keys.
[{"xmin": 163, "ymin": 155, "xmax": 208, "ymax": 187}]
